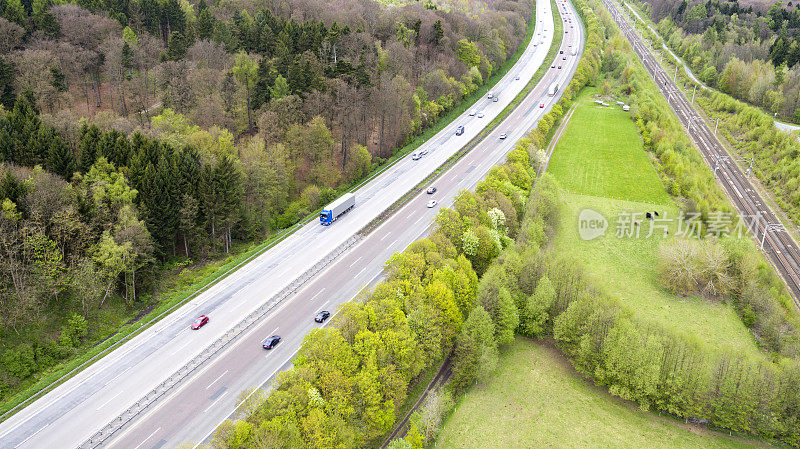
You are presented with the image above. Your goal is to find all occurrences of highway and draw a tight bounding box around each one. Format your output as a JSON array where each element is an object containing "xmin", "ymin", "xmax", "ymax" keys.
[
  {"xmin": 602, "ymin": 0, "xmax": 800, "ymax": 308},
  {"xmin": 0, "ymin": 1, "xmax": 585, "ymax": 448}
]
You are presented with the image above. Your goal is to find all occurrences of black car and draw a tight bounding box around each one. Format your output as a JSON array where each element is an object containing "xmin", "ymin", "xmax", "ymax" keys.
[
  {"xmin": 315, "ymin": 311, "xmax": 331, "ymax": 323},
  {"xmin": 559, "ymin": 50, "xmax": 564, "ymax": 54},
  {"xmin": 426, "ymin": 186, "xmax": 437, "ymax": 194},
  {"xmin": 263, "ymin": 335, "xmax": 281, "ymax": 350}
]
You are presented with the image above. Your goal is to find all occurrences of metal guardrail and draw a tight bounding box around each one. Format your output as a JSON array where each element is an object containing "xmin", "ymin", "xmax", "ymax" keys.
[
  {"xmin": 78, "ymin": 233, "xmax": 361, "ymax": 449},
  {"xmin": 77, "ymin": 118, "xmax": 501, "ymax": 448}
]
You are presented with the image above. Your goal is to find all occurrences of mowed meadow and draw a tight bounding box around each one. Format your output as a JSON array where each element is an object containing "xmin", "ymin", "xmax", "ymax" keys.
[
  {"xmin": 549, "ymin": 88, "xmax": 762, "ymax": 357},
  {"xmin": 547, "ymin": 88, "xmax": 671, "ymax": 204},
  {"xmin": 437, "ymin": 338, "xmax": 762, "ymax": 449}
]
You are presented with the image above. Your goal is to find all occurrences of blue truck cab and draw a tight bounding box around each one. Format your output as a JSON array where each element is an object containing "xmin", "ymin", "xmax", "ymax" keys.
[{"xmin": 319, "ymin": 193, "xmax": 356, "ymax": 226}]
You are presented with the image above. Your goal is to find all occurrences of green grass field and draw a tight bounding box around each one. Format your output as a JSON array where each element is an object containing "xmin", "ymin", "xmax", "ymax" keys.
[
  {"xmin": 547, "ymin": 87, "xmax": 761, "ymax": 357},
  {"xmin": 555, "ymin": 193, "xmax": 760, "ymax": 356},
  {"xmin": 547, "ymin": 88, "xmax": 672, "ymax": 205},
  {"xmin": 437, "ymin": 338, "xmax": 761, "ymax": 449}
]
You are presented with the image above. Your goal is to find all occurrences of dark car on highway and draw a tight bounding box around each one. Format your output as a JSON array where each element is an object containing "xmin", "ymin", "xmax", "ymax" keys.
[
  {"xmin": 263, "ymin": 335, "xmax": 281, "ymax": 350},
  {"xmin": 191, "ymin": 315, "xmax": 209, "ymax": 330},
  {"xmin": 315, "ymin": 311, "xmax": 331, "ymax": 323}
]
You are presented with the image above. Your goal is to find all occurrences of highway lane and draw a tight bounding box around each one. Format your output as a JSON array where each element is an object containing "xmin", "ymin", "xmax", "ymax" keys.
[
  {"xmin": 0, "ymin": 2, "xmax": 569, "ymax": 449},
  {"xmin": 102, "ymin": 4, "xmax": 585, "ymax": 449},
  {"xmin": 603, "ymin": 0, "xmax": 800, "ymax": 307},
  {"xmin": 0, "ymin": 2, "xmax": 580, "ymax": 447}
]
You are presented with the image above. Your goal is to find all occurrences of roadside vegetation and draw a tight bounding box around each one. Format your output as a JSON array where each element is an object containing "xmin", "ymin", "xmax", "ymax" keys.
[
  {"xmin": 0, "ymin": 0, "xmax": 537, "ymax": 412},
  {"xmin": 207, "ymin": 102, "xmax": 538, "ymax": 449},
  {"xmin": 208, "ymin": 0, "xmax": 800, "ymax": 445},
  {"xmin": 203, "ymin": 0, "xmax": 604, "ymax": 447}
]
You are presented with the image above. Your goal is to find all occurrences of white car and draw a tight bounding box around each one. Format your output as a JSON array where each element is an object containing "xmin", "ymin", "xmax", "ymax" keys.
[
  {"xmin": 477, "ymin": 111, "xmax": 484, "ymax": 118},
  {"xmin": 499, "ymin": 133, "xmax": 508, "ymax": 140},
  {"xmin": 469, "ymin": 110, "xmax": 476, "ymax": 116},
  {"xmin": 427, "ymin": 200, "xmax": 437, "ymax": 208}
]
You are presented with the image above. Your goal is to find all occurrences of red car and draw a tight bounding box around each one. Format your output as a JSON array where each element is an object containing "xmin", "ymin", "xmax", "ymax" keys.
[
  {"xmin": 540, "ymin": 102, "xmax": 545, "ymax": 108},
  {"xmin": 191, "ymin": 315, "xmax": 209, "ymax": 330}
]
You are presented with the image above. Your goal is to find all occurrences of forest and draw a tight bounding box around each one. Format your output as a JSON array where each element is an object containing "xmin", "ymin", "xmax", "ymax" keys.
[
  {"xmin": 636, "ymin": 0, "xmax": 800, "ymax": 122},
  {"xmin": 0, "ymin": 0, "xmax": 534, "ymax": 403}
]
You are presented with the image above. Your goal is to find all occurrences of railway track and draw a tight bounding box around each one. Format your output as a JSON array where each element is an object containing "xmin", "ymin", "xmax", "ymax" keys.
[{"xmin": 602, "ymin": 0, "xmax": 800, "ymax": 310}]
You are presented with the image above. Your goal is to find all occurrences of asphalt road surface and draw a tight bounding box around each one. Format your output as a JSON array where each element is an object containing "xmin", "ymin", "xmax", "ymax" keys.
[
  {"xmin": 603, "ymin": 0, "xmax": 800, "ymax": 308},
  {"xmin": 0, "ymin": 1, "xmax": 585, "ymax": 448}
]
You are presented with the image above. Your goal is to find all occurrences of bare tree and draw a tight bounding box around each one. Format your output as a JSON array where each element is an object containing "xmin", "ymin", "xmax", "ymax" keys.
[
  {"xmin": 186, "ymin": 40, "xmax": 232, "ymax": 71},
  {"xmin": 12, "ymin": 49, "xmax": 62, "ymax": 111},
  {"xmin": 53, "ymin": 4, "xmax": 121, "ymax": 108},
  {"xmin": 156, "ymin": 60, "xmax": 197, "ymax": 113},
  {"xmin": 0, "ymin": 18, "xmax": 24, "ymax": 54},
  {"xmin": 101, "ymin": 37, "xmax": 130, "ymax": 115}
]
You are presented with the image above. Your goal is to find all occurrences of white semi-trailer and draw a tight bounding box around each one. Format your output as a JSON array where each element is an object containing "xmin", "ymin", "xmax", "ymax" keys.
[
  {"xmin": 319, "ymin": 193, "xmax": 355, "ymax": 226},
  {"xmin": 547, "ymin": 82, "xmax": 559, "ymax": 96}
]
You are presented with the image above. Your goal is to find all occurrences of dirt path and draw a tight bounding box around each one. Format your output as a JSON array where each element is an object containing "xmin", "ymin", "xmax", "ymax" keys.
[
  {"xmin": 538, "ymin": 100, "xmax": 578, "ymax": 177},
  {"xmin": 380, "ymin": 358, "xmax": 452, "ymax": 448}
]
